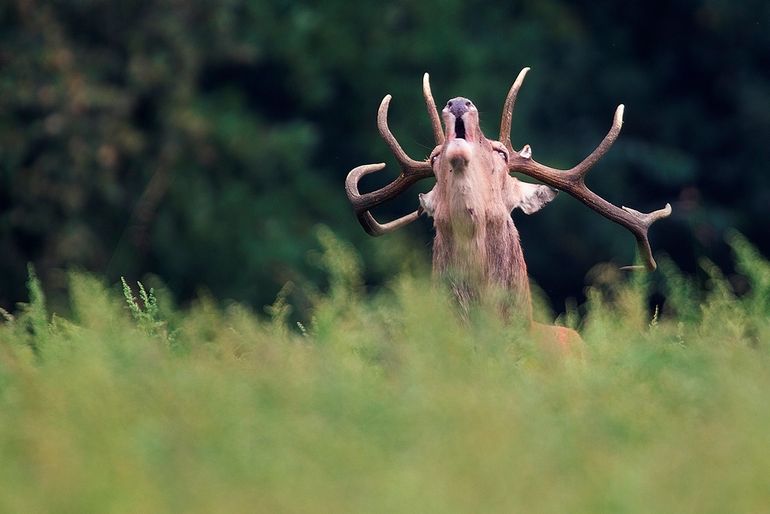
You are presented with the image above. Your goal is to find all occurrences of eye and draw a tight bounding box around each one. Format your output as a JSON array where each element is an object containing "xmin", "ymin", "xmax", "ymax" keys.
[{"xmin": 490, "ymin": 141, "xmax": 509, "ymax": 163}]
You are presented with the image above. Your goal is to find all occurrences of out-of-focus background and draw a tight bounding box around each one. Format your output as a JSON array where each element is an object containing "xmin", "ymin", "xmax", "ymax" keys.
[{"xmin": 2, "ymin": 0, "xmax": 768, "ymax": 314}]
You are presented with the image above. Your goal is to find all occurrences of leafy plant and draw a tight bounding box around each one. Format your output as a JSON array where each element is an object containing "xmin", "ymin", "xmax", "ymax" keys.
[{"xmin": 0, "ymin": 234, "xmax": 768, "ymax": 512}]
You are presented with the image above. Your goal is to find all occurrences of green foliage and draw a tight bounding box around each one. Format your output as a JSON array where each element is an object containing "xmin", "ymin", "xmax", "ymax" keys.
[
  {"xmin": 729, "ymin": 231, "xmax": 770, "ymax": 313},
  {"xmin": 1, "ymin": 236, "xmax": 769, "ymax": 512},
  {"xmin": 121, "ymin": 277, "xmax": 168, "ymax": 340},
  {"xmin": 13, "ymin": 264, "xmax": 50, "ymax": 355}
]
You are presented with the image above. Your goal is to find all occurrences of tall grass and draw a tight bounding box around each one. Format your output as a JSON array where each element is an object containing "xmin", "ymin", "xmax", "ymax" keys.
[{"xmin": 1, "ymin": 231, "xmax": 769, "ymax": 513}]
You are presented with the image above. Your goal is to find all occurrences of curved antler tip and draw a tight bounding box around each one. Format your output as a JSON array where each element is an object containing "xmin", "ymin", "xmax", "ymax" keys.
[
  {"xmin": 650, "ymin": 203, "xmax": 673, "ymax": 222},
  {"xmin": 500, "ymin": 68, "xmax": 531, "ymax": 143},
  {"xmin": 515, "ymin": 67, "xmax": 530, "ymax": 83},
  {"xmin": 655, "ymin": 203, "xmax": 673, "ymax": 221},
  {"xmin": 615, "ymin": 104, "xmax": 625, "ymax": 123},
  {"xmin": 423, "ymin": 72, "xmax": 444, "ymax": 145},
  {"xmin": 378, "ymin": 94, "xmax": 393, "ymax": 118},
  {"xmin": 346, "ymin": 162, "xmax": 386, "ymax": 184}
]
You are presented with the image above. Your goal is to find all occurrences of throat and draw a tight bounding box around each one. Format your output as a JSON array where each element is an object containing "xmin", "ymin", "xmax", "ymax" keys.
[{"xmin": 433, "ymin": 215, "xmax": 531, "ymax": 319}]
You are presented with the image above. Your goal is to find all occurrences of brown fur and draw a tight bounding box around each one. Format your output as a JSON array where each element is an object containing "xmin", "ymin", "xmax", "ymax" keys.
[{"xmin": 418, "ymin": 98, "xmax": 579, "ymax": 352}]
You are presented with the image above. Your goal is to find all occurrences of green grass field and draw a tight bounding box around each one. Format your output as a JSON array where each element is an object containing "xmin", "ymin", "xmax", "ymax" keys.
[{"xmin": 1, "ymin": 231, "xmax": 769, "ymax": 513}]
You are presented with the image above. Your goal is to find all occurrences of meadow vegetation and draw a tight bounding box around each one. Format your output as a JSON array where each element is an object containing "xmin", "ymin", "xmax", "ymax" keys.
[{"xmin": 1, "ymin": 230, "xmax": 769, "ymax": 513}]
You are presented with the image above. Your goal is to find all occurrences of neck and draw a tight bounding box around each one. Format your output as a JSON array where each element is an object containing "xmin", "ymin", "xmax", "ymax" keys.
[{"xmin": 431, "ymin": 194, "xmax": 532, "ymax": 322}]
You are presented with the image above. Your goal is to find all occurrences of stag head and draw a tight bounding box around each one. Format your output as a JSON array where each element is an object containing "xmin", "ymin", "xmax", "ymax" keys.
[
  {"xmin": 418, "ymin": 96, "xmax": 557, "ymax": 228},
  {"xmin": 345, "ymin": 68, "xmax": 671, "ymax": 274}
]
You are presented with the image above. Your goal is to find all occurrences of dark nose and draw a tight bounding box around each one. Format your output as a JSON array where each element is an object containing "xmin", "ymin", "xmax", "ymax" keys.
[{"xmin": 446, "ymin": 97, "xmax": 473, "ymax": 118}]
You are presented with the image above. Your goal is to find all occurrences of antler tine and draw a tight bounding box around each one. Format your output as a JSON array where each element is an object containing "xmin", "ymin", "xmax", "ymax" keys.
[
  {"xmin": 344, "ymin": 93, "xmax": 433, "ymax": 236},
  {"xmin": 618, "ymin": 203, "xmax": 673, "ymax": 270},
  {"xmin": 423, "ymin": 73, "xmax": 444, "ymax": 145},
  {"xmin": 345, "ymin": 163, "xmax": 424, "ymax": 235},
  {"xmin": 570, "ymin": 104, "xmax": 625, "ymax": 181},
  {"xmin": 499, "ymin": 67, "xmax": 530, "ymax": 152},
  {"xmin": 508, "ymin": 103, "xmax": 672, "ymax": 270},
  {"xmin": 377, "ymin": 95, "xmax": 434, "ymax": 171},
  {"xmin": 356, "ymin": 208, "xmax": 422, "ymax": 236}
]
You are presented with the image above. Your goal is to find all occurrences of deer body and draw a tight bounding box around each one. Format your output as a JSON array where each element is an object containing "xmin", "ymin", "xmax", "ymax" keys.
[{"xmin": 345, "ymin": 69, "xmax": 671, "ymax": 348}]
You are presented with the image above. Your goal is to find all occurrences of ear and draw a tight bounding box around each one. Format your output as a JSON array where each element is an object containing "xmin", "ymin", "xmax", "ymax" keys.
[{"xmin": 506, "ymin": 177, "xmax": 558, "ymax": 214}]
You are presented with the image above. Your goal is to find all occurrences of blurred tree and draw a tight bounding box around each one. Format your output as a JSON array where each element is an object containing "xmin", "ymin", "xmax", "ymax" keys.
[{"xmin": 1, "ymin": 0, "xmax": 768, "ymax": 312}]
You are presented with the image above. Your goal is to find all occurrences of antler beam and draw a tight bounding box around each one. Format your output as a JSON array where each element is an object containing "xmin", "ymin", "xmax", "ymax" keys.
[{"xmin": 501, "ymin": 69, "xmax": 671, "ymax": 270}]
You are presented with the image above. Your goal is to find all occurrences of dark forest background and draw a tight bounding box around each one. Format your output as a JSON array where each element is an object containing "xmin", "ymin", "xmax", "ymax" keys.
[{"xmin": 1, "ymin": 0, "xmax": 769, "ymax": 315}]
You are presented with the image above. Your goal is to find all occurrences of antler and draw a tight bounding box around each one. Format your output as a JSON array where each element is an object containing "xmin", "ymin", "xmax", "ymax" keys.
[
  {"xmin": 499, "ymin": 67, "xmax": 530, "ymax": 153},
  {"xmin": 423, "ymin": 73, "xmax": 444, "ymax": 146},
  {"xmin": 345, "ymin": 77, "xmax": 437, "ymax": 236},
  {"xmin": 501, "ymin": 68, "xmax": 672, "ymax": 270}
]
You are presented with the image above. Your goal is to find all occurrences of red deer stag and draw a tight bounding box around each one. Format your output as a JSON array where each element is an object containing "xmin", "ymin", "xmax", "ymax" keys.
[{"xmin": 345, "ymin": 68, "xmax": 671, "ymax": 348}]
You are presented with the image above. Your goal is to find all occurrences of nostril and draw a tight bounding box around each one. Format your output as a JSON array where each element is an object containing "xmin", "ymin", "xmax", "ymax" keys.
[{"xmin": 447, "ymin": 97, "xmax": 473, "ymax": 118}]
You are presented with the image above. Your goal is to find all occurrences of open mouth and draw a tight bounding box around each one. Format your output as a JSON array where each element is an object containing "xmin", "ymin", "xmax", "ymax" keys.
[{"xmin": 454, "ymin": 118, "xmax": 466, "ymax": 140}]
